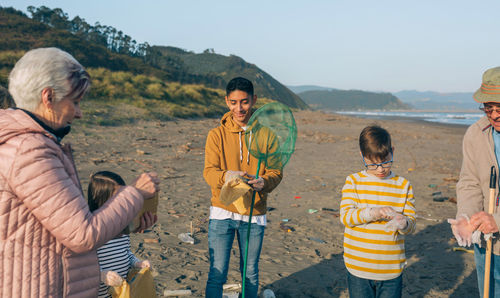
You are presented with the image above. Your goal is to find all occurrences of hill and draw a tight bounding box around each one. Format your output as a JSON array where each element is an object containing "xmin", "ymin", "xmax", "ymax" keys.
[
  {"xmin": 151, "ymin": 46, "xmax": 308, "ymax": 109},
  {"xmin": 394, "ymin": 90, "xmax": 476, "ymax": 111},
  {"xmin": 298, "ymin": 89, "xmax": 411, "ymax": 111},
  {"xmin": 0, "ymin": 6, "xmax": 306, "ymax": 118},
  {"xmin": 0, "ymin": 7, "xmax": 183, "ymax": 85}
]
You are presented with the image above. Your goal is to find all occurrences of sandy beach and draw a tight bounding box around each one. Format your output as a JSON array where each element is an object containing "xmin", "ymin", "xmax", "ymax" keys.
[{"xmin": 68, "ymin": 109, "xmax": 476, "ymax": 297}]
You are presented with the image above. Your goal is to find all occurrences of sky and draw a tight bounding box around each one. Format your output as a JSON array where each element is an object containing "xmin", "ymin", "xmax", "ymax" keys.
[{"xmin": 2, "ymin": 0, "xmax": 500, "ymax": 93}]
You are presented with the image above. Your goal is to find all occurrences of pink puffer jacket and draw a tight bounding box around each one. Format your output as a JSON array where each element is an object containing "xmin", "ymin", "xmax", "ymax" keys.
[{"xmin": 0, "ymin": 109, "xmax": 143, "ymax": 297}]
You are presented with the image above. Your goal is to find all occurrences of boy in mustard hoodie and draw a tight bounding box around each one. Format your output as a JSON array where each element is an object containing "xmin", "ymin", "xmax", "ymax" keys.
[{"xmin": 204, "ymin": 77, "xmax": 282, "ymax": 298}]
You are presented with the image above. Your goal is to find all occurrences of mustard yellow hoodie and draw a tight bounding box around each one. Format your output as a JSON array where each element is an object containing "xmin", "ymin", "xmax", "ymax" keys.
[{"xmin": 204, "ymin": 111, "xmax": 283, "ymax": 215}]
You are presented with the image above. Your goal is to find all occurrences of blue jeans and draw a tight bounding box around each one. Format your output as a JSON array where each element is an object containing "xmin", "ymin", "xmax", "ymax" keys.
[
  {"xmin": 205, "ymin": 219, "xmax": 265, "ymax": 298},
  {"xmin": 347, "ymin": 271, "xmax": 402, "ymax": 298},
  {"xmin": 474, "ymin": 244, "xmax": 500, "ymax": 298}
]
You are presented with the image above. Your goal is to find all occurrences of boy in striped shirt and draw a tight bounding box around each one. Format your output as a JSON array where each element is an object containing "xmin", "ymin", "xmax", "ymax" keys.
[{"xmin": 340, "ymin": 125, "xmax": 416, "ymax": 298}]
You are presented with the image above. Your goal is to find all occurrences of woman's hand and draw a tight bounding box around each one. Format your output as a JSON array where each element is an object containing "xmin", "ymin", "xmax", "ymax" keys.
[
  {"xmin": 134, "ymin": 211, "xmax": 158, "ymax": 233},
  {"xmin": 132, "ymin": 172, "xmax": 159, "ymax": 199}
]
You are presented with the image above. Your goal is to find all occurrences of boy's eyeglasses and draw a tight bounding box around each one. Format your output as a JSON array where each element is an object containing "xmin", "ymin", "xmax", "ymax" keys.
[
  {"xmin": 480, "ymin": 104, "xmax": 500, "ymax": 115},
  {"xmin": 362, "ymin": 154, "xmax": 393, "ymax": 170}
]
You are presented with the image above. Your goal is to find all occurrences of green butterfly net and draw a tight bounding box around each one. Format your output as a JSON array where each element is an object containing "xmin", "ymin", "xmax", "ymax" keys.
[
  {"xmin": 241, "ymin": 102, "xmax": 297, "ymax": 297},
  {"xmin": 245, "ymin": 102, "xmax": 297, "ymax": 172}
]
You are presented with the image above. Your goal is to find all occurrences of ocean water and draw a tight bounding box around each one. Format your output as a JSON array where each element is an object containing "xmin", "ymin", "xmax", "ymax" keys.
[{"xmin": 336, "ymin": 111, "xmax": 483, "ymax": 126}]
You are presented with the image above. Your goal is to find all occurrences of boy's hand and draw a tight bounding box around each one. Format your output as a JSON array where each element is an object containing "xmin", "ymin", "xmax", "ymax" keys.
[
  {"xmin": 384, "ymin": 213, "xmax": 408, "ymax": 231},
  {"xmin": 370, "ymin": 207, "xmax": 396, "ymax": 220},
  {"xmin": 246, "ymin": 174, "xmax": 264, "ymax": 191},
  {"xmin": 101, "ymin": 270, "xmax": 123, "ymax": 287},
  {"xmin": 224, "ymin": 170, "xmax": 247, "ymax": 183}
]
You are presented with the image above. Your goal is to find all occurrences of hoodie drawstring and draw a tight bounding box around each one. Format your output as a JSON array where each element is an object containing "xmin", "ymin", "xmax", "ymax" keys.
[
  {"xmin": 239, "ymin": 131, "xmax": 243, "ymax": 162},
  {"xmin": 239, "ymin": 130, "xmax": 252, "ymax": 165},
  {"xmin": 247, "ymin": 131, "xmax": 252, "ymax": 164}
]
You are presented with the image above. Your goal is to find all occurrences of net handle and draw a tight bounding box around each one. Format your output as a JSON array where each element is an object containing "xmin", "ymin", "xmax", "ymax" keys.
[{"xmin": 242, "ymin": 158, "xmax": 262, "ymax": 298}]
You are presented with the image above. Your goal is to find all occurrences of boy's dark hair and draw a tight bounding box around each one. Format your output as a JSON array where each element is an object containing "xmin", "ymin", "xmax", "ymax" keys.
[
  {"xmin": 226, "ymin": 77, "xmax": 254, "ymax": 97},
  {"xmin": 359, "ymin": 125, "xmax": 392, "ymax": 161},
  {"xmin": 88, "ymin": 171, "xmax": 129, "ymax": 234}
]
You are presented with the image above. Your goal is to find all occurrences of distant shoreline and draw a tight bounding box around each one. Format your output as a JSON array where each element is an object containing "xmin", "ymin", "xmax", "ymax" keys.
[
  {"xmin": 327, "ymin": 110, "xmax": 482, "ymax": 127},
  {"xmin": 325, "ymin": 108, "xmax": 480, "ymax": 113}
]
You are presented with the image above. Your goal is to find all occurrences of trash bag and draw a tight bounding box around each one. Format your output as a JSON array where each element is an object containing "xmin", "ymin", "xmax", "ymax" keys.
[
  {"xmin": 220, "ymin": 177, "xmax": 253, "ymax": 213},
  {"xmin": 110, "ymin": 267, "xmax": 157, "ymax": 298},
  {"xmin": 109, "ymin": 281, "xmax": 130, "ymax": 298}
]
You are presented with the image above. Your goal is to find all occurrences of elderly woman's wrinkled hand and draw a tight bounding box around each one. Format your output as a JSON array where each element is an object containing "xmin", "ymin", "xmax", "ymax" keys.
[
  {"xmin": 134, "ymin": 211, "xmax": 158, "ymax": 233},
  {"xmin": 132, "ymin": 172, "xmax": 159, "ymax": 199}
]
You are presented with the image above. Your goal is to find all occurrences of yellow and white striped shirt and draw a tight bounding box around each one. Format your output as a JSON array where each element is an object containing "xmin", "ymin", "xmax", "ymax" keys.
[{"xmin": 340, "ymin": 171, "xmax": 416, "ymax": 280}]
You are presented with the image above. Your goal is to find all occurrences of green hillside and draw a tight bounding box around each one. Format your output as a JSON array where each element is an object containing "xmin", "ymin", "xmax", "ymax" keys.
[
  {"xmin": 0, "ymin": 6, "xmax": 307, "ymax": 116},
  {"xmin": 0, "ymin": 8, "xmax": 176, "ymax": 84},
  {"xmin": 299, "ymin": 89, "xmax": 411, "ymax": 111},
  {"xmin": 148, "ymin": 46, "xmax": 308, "ymax": 109},
  {"xmin": 0, "ymin": 50, "xmax": 233, "ymax": 123}
]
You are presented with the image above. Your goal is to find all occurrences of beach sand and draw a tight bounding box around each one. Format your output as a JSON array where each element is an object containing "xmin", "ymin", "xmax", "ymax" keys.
[{"xmin": 68, "ymin": 110, "xmax": 477, "ymax": 297}]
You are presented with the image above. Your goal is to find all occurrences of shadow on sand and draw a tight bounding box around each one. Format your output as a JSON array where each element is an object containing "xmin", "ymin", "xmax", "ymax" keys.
[{"xmin": 263, "ymin": 221, "xmax": 479, "ymax": 297}]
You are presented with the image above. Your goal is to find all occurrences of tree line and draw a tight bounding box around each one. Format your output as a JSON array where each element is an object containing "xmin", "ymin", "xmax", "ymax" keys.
[{"xmin": 26, "ymin": 6, "xmax": 150, "ymax": 57}]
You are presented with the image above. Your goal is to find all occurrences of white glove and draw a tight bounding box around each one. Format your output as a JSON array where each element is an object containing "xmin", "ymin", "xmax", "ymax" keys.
[
  {"xmin": 368, "ymin": 207, "xmax": 397, "ymax": 221},
  {"xmin": 224, "ymin": 170, "xmax": 246, "ymax": 183},
  {"xmin": 472, "ymin": 230, "xmax": 482, "ymax": 247},
  {"xmin": 384, "ymin": 213, "xmax": 408, "ymax": 232},
  {"xmin": 134, "ymin": 260, "xmax": 151, "ymax": 268},
  {"xmin": 485, "ymin": 232, "xmax": 494, "ymax": 241},
  {"xmin": 447, "ymin": 214, "xmax": 474, "ymax": 247},
  {"xmin": 100, "ymin": 270, "xmax": 123, "ymax": 287},
  {"xmin": 471, "ymin": 231, "xmax": 495, "ymax": 248}
]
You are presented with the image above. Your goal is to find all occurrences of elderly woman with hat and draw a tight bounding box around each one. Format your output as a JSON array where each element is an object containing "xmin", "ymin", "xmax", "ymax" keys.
[
  {"xmin": 0, "ymin": 47, "xmax": 159, "ymax": 297},
  {"xmin": 450, "ymin": 66, "xmax": 500, "ymax": 297}
]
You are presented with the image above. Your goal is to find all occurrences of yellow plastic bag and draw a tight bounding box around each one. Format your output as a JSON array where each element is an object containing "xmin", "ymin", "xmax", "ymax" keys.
[
  {"xmin": 109, "ymin": 281, "xmax": 130, "ymax": 298},
  {"xmin": 110, "ymin": 267, "xmax": 157, "ymax": 298},
  {"xmin": 220, "ymin": 177, "xmax": 253, "ymax": 214}
]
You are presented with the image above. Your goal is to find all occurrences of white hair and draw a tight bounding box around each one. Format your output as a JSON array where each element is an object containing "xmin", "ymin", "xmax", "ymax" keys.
[{"xmin": 8, "ymin": 47, "xmax": 90, "ymax": 112}]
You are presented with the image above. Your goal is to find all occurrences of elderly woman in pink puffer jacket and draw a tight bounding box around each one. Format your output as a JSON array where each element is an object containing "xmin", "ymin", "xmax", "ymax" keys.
[{"xmin": 0, "ymin": 48, "xmax": 160, "ymax": 297}]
